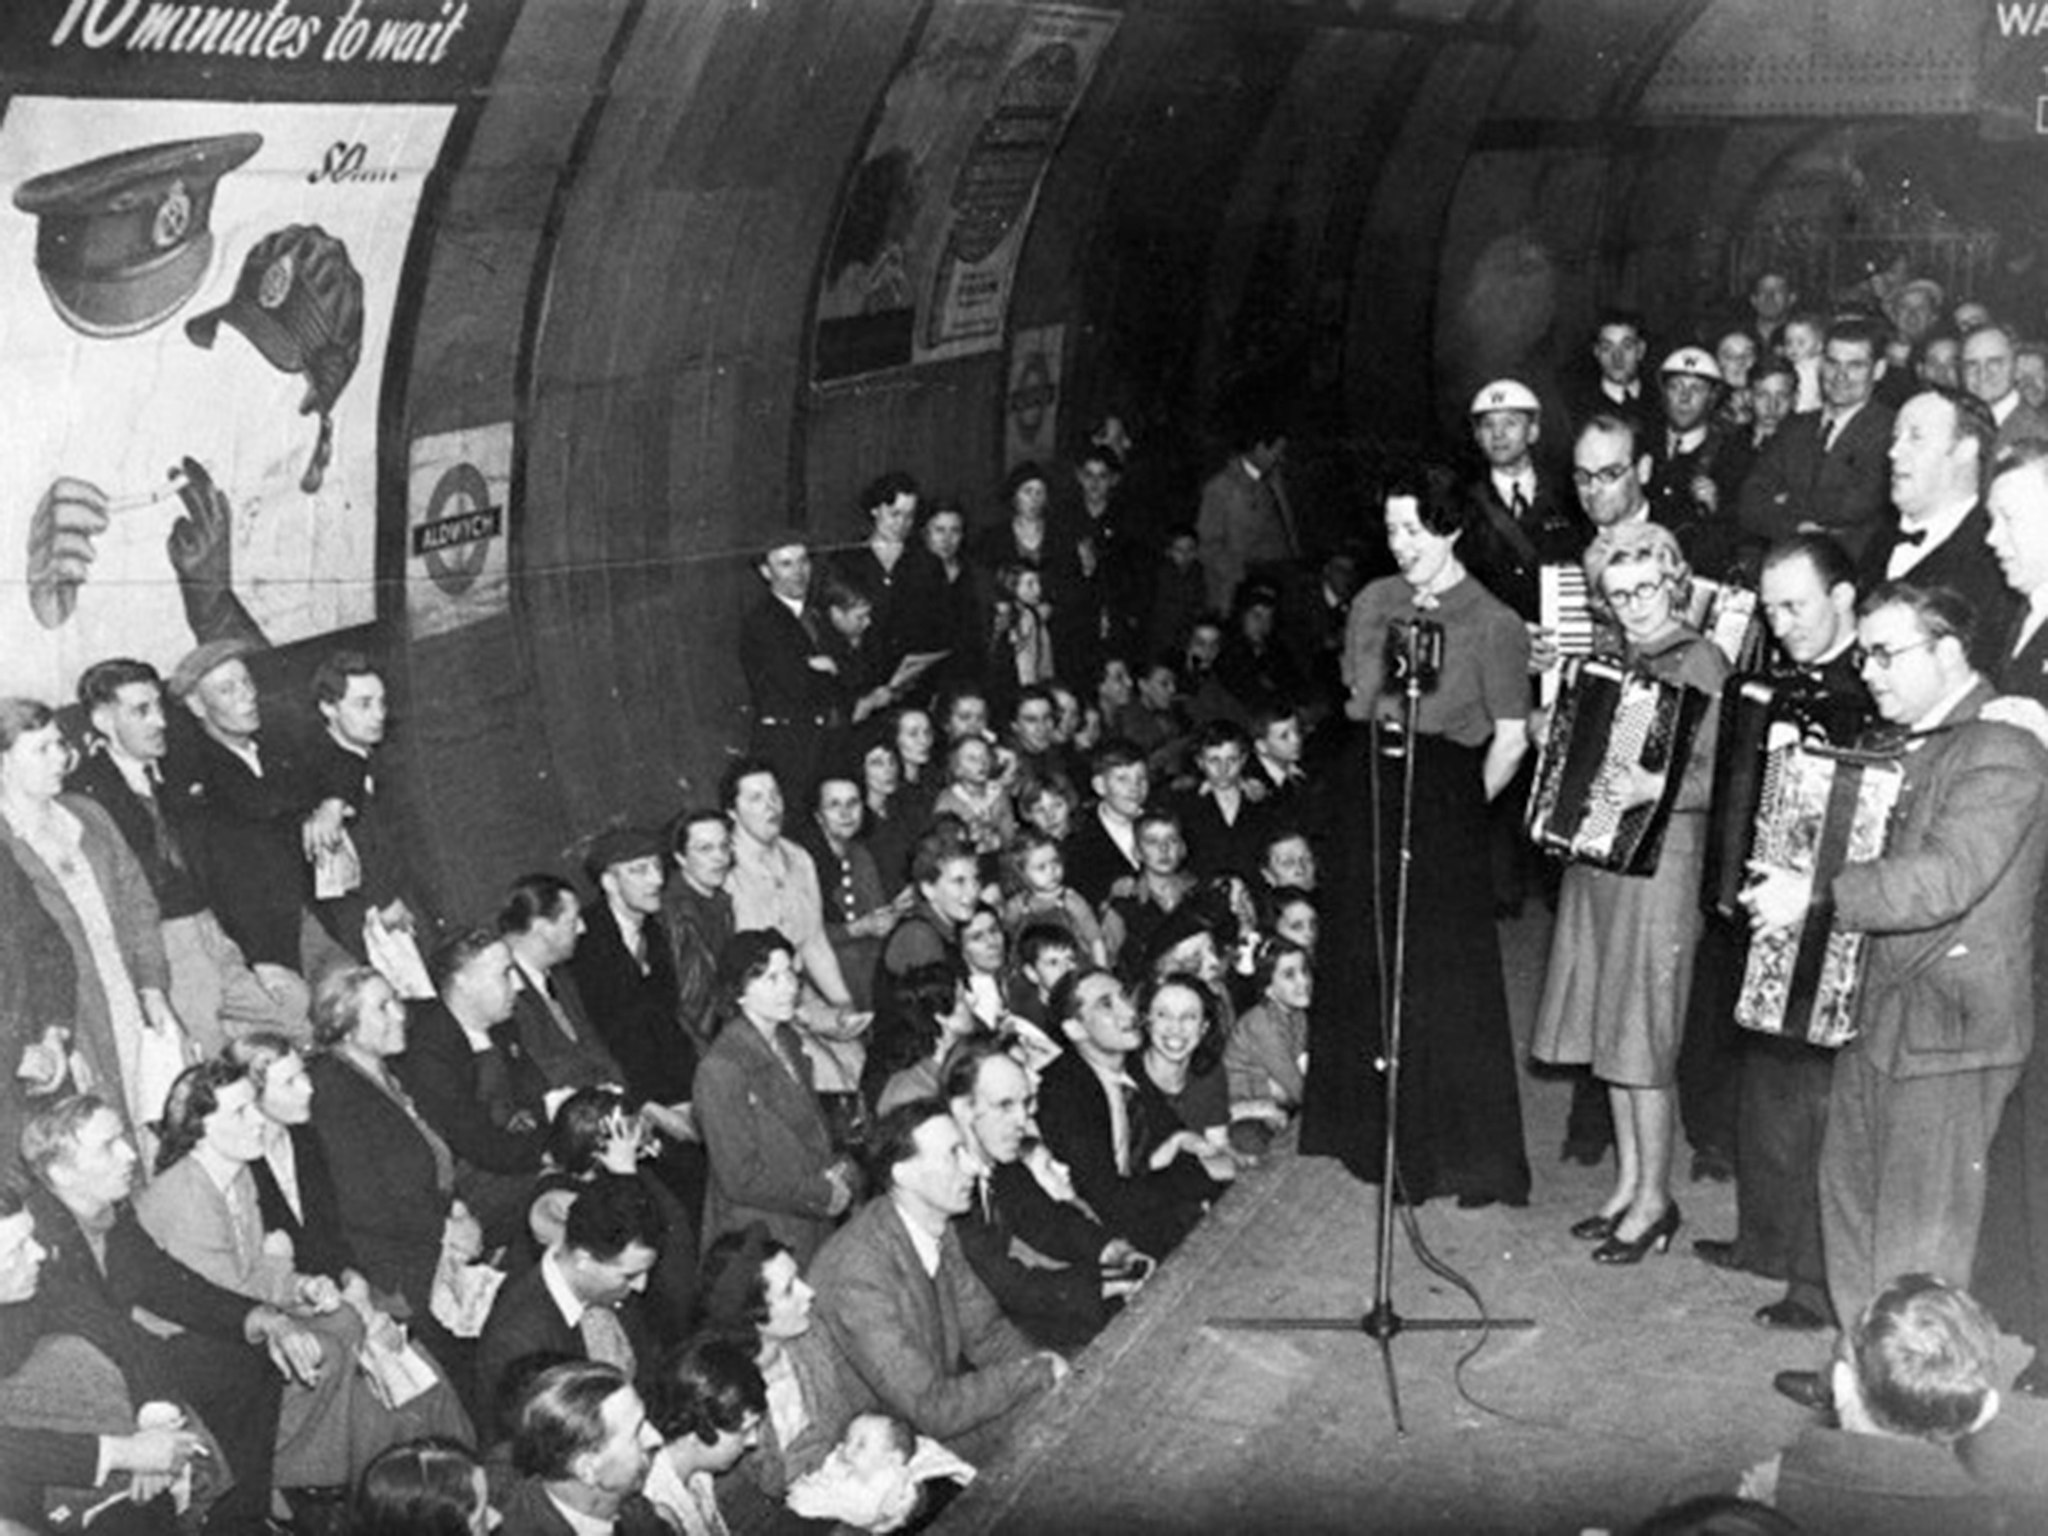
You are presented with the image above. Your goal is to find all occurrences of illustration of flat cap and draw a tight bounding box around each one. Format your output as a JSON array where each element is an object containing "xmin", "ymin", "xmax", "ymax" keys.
[
  {"xmin": 187, "ymin": 224, "xmax": 365, "ymax": 493},
  {"xmin": 13, "ymin": 133, "xmax": 262, "ymax": 338}
]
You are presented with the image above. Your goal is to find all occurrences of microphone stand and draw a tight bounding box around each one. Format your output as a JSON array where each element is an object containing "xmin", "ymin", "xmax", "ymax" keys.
[{"xmin": 1211, "ymin": 620, "xmax": 1534, "ymax": 1435}]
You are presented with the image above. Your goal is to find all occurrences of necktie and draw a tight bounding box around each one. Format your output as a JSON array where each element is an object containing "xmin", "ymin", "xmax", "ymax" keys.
[
  {"xmin": 1511, "ymin": 486, "xmax": 1531, "ymax": 523},
  {"xmin": 774, "ymin": 1022, "xmax": 811, "ymax": 1087},
  {"xmin": 1820, "ymin": 417, "xmax": 1839, "ymax": 452},
  {"xmin": 579, "ymin": 1304, "xmax": 636, "ymax": 1374},
  {"xmin": 1896, "ymin": 527, "xmax": 1927, "ymax": 548}
]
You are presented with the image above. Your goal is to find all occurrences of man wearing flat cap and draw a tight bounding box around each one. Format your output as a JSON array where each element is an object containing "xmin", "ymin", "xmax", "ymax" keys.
[
  {"xmin": 1646, "ymin": 346, "xmax": 1745, "ymax": 579},
  {"xmin": 159, "ymin": 638, "xmax": 339, "ymax": 983}
]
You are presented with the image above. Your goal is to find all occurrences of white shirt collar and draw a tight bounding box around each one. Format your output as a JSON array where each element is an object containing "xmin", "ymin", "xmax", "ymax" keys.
[
  {"xmin": 893, "ymin": 1199, "xmax": 945, "ymax": 1278},
  {"xmin": 1668, "ymin": 425, "xmax": 1707, "ymax": 456},
  {"xmin": 773, "ymin": 591, "xmax": 805, "ymax": 620},
  {"xmin": 1993, "ymin": 392, "xmax": 2020, "ymax": 425},
  {"xmin": 1888, "ymin": 497, "xmax": 1977, "ymax": 578},
  {"xmin": 1491, "ymin": 466, "xmax": 1535, "ymax": 502},
  {"xmin": 544, "ymin": 1489, "xmax": 618, "ymax": 1536},
  {"xmin": 1913, "ymin": 676, "xmax": 1981, "ymax": 733},
  {"xmin": 1239, "ymin": 456, "xmax": 1265, "ymax": 482},
  {"xmin": 104, "ymin": 744, "xmax": 158, "ymax": 797},
  {"xmin": 541, "ymin": 1247, "xmax": 591, "ymax": 1330}
]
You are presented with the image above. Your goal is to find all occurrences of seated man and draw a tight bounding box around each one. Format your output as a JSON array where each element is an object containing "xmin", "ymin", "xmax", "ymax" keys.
[
  {"xmin": 500, "ymin": 1359, "xmax": 668, "ymax": 1536},
  {"xmin": 807, "ymin": 1099, "xmax": 1067, "ymax": 1455},
  {"xmin": 476, "ymin": 1174, "xmax": 663, "ymax": 1430},
  {"xmin": 499, "ymin": 873, "xmax": 627, "ymax": 1096},
  {"xmin": 0, "ymin": 1179, "xmax": 208, "ymax": 1536},
  {"xmin": 1034, "ymin": 969, "xmax": 1214, "ymax": 1259},
  {"xmin": 69, "ymin": 658, "xmax": 310, "ymax": 1057},
  {"xmin": 1741, "ymin": 1273, "xmax": 2048, "ymax": 1533},
  {"xmin": 944, "ymin": 1037, "xmax": 1149, "ymax": 1351},
  {"xmin": 20, "ymin": 1095, "xmax": 324, "ymax": 1536},
  {"xmin": 394, "ymin": 928, "xmax": 551, "ymax": 1248}
]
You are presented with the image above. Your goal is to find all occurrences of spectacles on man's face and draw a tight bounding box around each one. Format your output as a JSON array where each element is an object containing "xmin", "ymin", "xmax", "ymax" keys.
[
  {"xmin": 1853, "ymin": 638, "xmax": 1936, "ymax": 672},
  {"xmin": 1573, "ymin": 463, "xmax": 1633, "ymax": 490},
  {"xmin": 1603, "ymin": 578, "xmax": 1669, "ymax": 612}
]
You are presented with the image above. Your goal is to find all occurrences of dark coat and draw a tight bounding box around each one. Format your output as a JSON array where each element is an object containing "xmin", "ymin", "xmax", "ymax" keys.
[{"xmin": 1738, "ymin": 403, "xmax": 1896, "ymax": 562}]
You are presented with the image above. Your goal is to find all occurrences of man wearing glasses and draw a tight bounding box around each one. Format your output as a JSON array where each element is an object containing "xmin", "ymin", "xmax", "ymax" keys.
[{"xmin": 1744, "ymin": 583, "xmax": 2048, "ymax": 1414}]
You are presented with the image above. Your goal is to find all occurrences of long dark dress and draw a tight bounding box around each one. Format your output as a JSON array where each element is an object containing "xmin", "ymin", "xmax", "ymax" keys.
[{"xmin": 1300, "ymin": 575, "xmax": 1532, "ymax": 1204}]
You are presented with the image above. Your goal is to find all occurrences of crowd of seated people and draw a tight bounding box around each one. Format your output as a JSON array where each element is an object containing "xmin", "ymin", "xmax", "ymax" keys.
[{"xmin": 14, "ymin": 255, "xmax": 2048, "ymax": 1536}]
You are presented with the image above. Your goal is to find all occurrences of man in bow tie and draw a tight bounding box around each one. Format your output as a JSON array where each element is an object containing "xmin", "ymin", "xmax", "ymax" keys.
[
  {"xmin": 1855, "ymin": 387, "xmax": 2014, "ymax": 670},
  {"xmin": 1745, "ymin": 582, "xmax": 2048, "ymax": 1415}
]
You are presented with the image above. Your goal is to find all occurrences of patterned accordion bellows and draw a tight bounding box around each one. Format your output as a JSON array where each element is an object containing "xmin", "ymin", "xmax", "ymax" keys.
[
  {"xmin": 1526, "ymin": 656, "xmax": 1710, "ymax": 876},
  {"xmin": 1733, "ymin": 743, "xmax": 1901, "ymax": 1048}
]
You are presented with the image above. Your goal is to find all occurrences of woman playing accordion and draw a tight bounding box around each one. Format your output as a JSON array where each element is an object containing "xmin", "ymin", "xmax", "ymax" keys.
[
  {"xmin": 1532, "ymin": 521, "xmax": 1729, "ymax": 1262},
  {"xmin": 1300, "ymin": 469, "xmax": 1532, "ymax": 1209}
]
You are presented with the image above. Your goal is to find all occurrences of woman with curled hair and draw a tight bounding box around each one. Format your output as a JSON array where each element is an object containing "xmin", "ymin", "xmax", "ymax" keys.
[
  {"xmin": 695, "ymin": 1223, "xmax": 851, "ymax": 1499},
  {"xmin": 0, "ymin": 696, "xmax": 189, "ymax": 1142},
  {"xmin": 1133, "ymin": 973, "xmax": 1239, "ymax": 1187},
  {"xmin": 642, "ymin": 1335, "xmax": 767, "ymax": 1535},
  {"xmin": 860, "ymin": 959, "xmax": 983, "ymax": 1117},
  {"xmin": 1302, "ymin": 472, "xmax": 1532, "ymax": 1211},
  {"xmin": 304, "ymin": 965, "xmax": 482, "ymax": 1332},
  {"xmin": 351, "ymin": 1437, "xmax": 491, "ymax": 1536},
  {"xmin": 138, "ymin": 1060, "xmax": 472, "ymax": 1491},
  {"xmin": 693, "ymin": 931, "xmax": 859, "ymax": 1265},
  {"xmin": 1533, "ymin": 520, "xmax": 1729, "ymax": 1263}
]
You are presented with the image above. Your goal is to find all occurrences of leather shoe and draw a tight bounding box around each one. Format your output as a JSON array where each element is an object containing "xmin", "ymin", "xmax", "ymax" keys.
[
  {"xmin": 2014, "ymin": 1357, "xmax": 2048, "ymax": 1398},
  {"xmin": 1773, "ymin": 1370, "xmax": 1832, "ymax": 1412},
  {"xmin": 1755, "ymin": 1299, "xmax": 1830, "ymax": 1332}
]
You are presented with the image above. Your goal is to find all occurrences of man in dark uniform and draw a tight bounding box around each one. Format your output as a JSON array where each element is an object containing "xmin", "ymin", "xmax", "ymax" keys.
[
  {"xmin": 1692, "ymin": 536, "xmax": 1873, "ymax": 1334},
  {"xmin": 1645, "ymin": 347, "xmax": 1747, "ymax": 580},
  {"xmin": 739, "ymin": 539, "xmax": 838, "ymax": 801}
]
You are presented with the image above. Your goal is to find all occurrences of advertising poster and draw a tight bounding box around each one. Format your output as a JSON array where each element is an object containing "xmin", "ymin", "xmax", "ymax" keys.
[
  {"xmin": 813, "ymin": 1, "xmax": 1116, "ymax": 381},
  {"xmin": 0, "ymin": 0, "xmax": 522, "ymax": 702},
  {"xmin": 1005, "ymin": 321, "xmax": 1063, "ymax": 466}
]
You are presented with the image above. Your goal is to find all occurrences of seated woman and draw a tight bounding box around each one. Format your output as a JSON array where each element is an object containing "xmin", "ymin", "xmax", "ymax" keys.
[
  {"xmin": 694, "ymin": 930, "xmax": 859, "ymax": 1266},
  {"xmin": 304, "ymin": 967, "xmax": 486, "ymax": 1344},
  {"xmin": 522, "ymin": 1087, "xmax": 696, "ymax": 1341},
  {"xmin": 0, "ymin": 698, "xmax": 191, "ymax": 1144},
  {"xmin": 696, "ymin": 1223, "xmax": 856, "ymax": 1503},
  {"xmin": 136, "ymin": 1061, "xmax": 471, "ymax": 1493},
  {"xmin": 1226, "ymin": 937, "xmax": 1312, "ymax": 1124},
  {"xmin": 958, "ymin": 904, "xmax": 1012, "ymax": 1033},
  {"xmin": 859, "ymin": 961, "xmax": 985, "ymax": 1117},
  {"xmin": 350, "ymin": 1436, "xmax": 493, "ymax": 1536},
  {"xmin": 1131, "ymin": 973, "xmax": 1239, "ymax": 1188},
  {"xmin": 642, "ymin": 1334, "xmax": 767, "ymax": 1536},
  {"xmin": 226, "ymin": 1033, "xmax": 365, "ymax": 1297}
]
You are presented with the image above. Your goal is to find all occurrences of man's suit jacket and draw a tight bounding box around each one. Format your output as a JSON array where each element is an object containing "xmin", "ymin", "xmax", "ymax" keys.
[
  {"xmin": 1738, "ymin": 402, "xmax": 1897, "ymax": 560},
  {"xmin": 1857, "ymin": 504, "xmax": 2017, "ymax": 673},
  {"xmin": 65, "ymin": 749, "xmax": 208, "ymax": 920},
  {"xmin": 474, "ymin": 1258, "xmax": 653, "ymax": 1431},
  {"xmin": 739, "ymin": 594, "xmax": 836, "ymax": 730},
  {"xmin": 1197, "ymin": 459, "xmax": 1293, "ymax": 612},
  {"xmin": 955, "ymin": 1161, "xmax": 1111, "ymax": 1350},
  {"xmin": 1646, "ymin": 424, "xmax": 1747, "ymax": 579},
  {"xmin": 807, "ymin": 1196, "xmax": 1048, "ymax": 1443},
  {"xmin": 497, "ymin": 1476, "xmax": 668, "ymax": 1536},
  {"xmin": 692, "ymin": 1017, "xmax": 841, "ymax": 1263},
  {"xmin": 1833, "ymin": 683, "xmax": 2048, "ymax": 1079},
  {"xmin": 569, "ymin": 905, "xmax": 691, "ymax": 1107},
  {"xmin": 511, "ymin": 964, "xmax": 626, "ymax": 1095},
  {"xmin": 1063, "ymin": 808, "xmax": 1141, "ymax": 910},
  {"xmin": 1171, "ymin": 786, "xmax": 1270, "ymax": 884},
  {"xmin": 394, "ymin": 1001, "xmax": 549, "ymax": 1177},
  {"xmin": 306, "ymin": 1053, "xmax": 454, "ymax": 1312},
  {"xmin": 1997, "ymin": 397, "xmax": 2048, "ymax": 455},
  {"xmin": 160, "ymin": 730, "xmax": 311, "ymax": 970},
  {"xmin": 1458, "ymin": 469, "xmax": 1587, "ymax": 623},
  {"xmin": 1033, "ymin": 1050, "xmax": 1207, "ymax": 1259},
  {"xmin": 299, "ymin": 735, "xmax": 433, "ymax": 958}
]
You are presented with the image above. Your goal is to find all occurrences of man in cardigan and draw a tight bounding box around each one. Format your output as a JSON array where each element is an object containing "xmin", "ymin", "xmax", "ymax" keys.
[{"xmin": 807, "ymin": 1099, "xmax": 1066, "ymax": 1457}]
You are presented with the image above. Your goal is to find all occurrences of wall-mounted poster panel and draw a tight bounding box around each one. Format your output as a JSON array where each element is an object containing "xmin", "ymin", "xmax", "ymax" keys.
[
  {"xmin": 0, "ymin": 0, "xmax": 521, "ymax": 703},
  {"xmin": 1005, "ymin": 321, "xmax": 1063, "ymax": 467},
  {"xmin": 812, "ymin": 2, "xmax": 1116, "ymax": 383},
  {"xmin": 407, "ymin": 421, "xmax": 510, "ymax": 639}
]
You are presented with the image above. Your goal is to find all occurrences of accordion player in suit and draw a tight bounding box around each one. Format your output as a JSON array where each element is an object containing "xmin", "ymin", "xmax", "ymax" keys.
[
  {"xmin": 1533, "ymin": 522, "xmax": 1730, "ymax": 1265},
  {"xmin": 1746, "ymin": 582, "xmax": 2048, "ymax": 1411},
  {"xmin": 1691, "ymin": 535, "xmax": 1875, "ymax": 1334}
]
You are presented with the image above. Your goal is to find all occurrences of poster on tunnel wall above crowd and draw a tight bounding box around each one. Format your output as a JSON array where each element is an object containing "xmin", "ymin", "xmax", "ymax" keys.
[
  {"xmin": 0, "ymin": 0, "xmax": 523, "ymax": 704},
  {"xmin": 812, "ymin": 1, "xmax": 1118, "ymax": 383}
]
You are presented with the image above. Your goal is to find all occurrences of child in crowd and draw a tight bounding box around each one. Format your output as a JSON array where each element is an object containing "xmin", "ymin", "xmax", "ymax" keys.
[
  {"xmin": 993, "ymin": 561, "xmax": 1056, "ymax": 687},
  {"xmin": 1227, "ymin": 936, "xmax": 1312, "ymax": 1122},
  {"xmin": 999, "ymin": 828, "xmax": 1109, "ymax": 966},
  {"xmin": 931, "ymin": 733, "xmax": 1015, "ymax": 857},
  {"xmin": 786, "ymin": 1410, "xmax": 975, "ymax": 1533},
  {"xmin": 1002, "ymin": 923, "xmax": 1079, "ymax": 1072},
  {"xmin": 1018, "ymin": 778, "xmax": 1075, "ymax": 844},
  {"xmin": 1780, "ymin": 310, "xmax": 1827, "ymax": 412},
  {"xmin": 1148, "ymin": 524, "xmax": 1207, "ymax": 660}
]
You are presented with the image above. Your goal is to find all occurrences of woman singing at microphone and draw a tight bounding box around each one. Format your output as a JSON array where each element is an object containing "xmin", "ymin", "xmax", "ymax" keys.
[
  {"xmin": 1301, "ymin": 468, "xmax": 1532, "ymax": 1209},
  {"xmin": 1532, "ymin": 520, "xmax": 1728, "ymax": 1263}
]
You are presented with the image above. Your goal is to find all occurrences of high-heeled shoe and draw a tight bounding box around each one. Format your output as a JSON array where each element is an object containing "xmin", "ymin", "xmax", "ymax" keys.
[
  {"xmin": 1591, "ymin": 1203, "xmax": 1681, "ymax": 1264},
  {"xmin": 1569, "ymin": 1212, "xmax": 1622, "ymax": 1241}
]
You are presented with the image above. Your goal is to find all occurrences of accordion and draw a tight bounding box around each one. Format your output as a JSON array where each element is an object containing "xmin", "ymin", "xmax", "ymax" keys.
[
  {"xmin": 1686, "ymin": 579, "xmax": 1770, "ymax": 673},
  {"xmin": 1732, "ymin": 741, "xmax": 1902, "ymax": 1047},
  {"xmin": 1527, "ymin": 656, "xmax": 1711, "ymax": 875}
]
